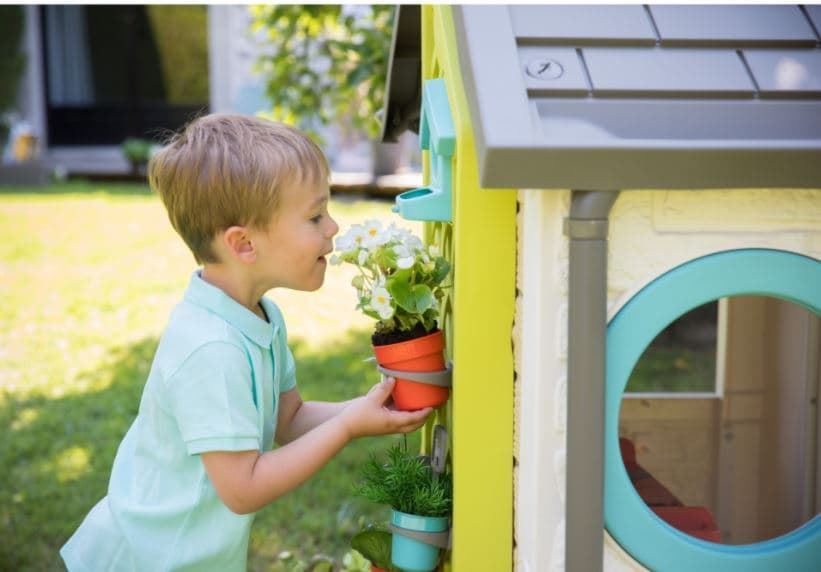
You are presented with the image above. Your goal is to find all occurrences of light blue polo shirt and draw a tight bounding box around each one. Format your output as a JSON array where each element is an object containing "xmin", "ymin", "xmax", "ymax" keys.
[{"xmin": 61, "ymin": 270, "xmax": 297, "ymax": 571}]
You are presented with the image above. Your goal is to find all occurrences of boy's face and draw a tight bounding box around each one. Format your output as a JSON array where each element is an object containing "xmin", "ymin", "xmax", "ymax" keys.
[{"xmin": 254, "ymin": 179, "xmax": 339, "ymax": 292}]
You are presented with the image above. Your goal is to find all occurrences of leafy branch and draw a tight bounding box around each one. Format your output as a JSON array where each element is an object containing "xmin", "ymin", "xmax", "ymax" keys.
[{"xmin": 250, "ymin": 5, "xmax": 395, "ymax": 141}]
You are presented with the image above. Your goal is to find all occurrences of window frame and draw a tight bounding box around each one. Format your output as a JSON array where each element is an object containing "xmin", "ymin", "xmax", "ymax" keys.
[{"xmin": 605, "ymin": 248, "xmax": 821, "ymax": 571}]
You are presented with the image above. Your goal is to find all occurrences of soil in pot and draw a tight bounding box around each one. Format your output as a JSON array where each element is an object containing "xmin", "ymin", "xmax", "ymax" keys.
[{"xmin": 371, "ymin": 322, "xmax": 434, "ymax": 347}]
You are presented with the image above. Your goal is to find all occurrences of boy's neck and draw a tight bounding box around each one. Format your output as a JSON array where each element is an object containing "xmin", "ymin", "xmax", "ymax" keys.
[{"xmin": 201, "ymin": 264, "xmax": 269, "ymax": 321}]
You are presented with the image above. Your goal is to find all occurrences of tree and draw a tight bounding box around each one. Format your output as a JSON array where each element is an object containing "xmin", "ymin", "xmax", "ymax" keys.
[{"xmin": 250, "ymin": 5, "xmax": 395, "ymax": 141}]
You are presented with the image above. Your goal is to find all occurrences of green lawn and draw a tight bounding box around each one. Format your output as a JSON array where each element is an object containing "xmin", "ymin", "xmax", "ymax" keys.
[
  {"xmin": 0, "ymin": 182, "xmax": 421, "ymax": 571},
  {"xmin": 626, "ymin": 347, "xmax": 716, "ymax": 393}
]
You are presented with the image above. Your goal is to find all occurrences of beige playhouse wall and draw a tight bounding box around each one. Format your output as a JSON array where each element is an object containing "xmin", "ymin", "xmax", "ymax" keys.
[{"xmin": 513, "ymin": 188, "xmax": 821, "ymax": 572}]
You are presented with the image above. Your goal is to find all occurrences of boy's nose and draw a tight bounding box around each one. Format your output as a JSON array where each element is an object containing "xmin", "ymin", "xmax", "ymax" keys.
[{"xmin": 327, "ymin": 216, "xmax": 340, "ymax": 238}]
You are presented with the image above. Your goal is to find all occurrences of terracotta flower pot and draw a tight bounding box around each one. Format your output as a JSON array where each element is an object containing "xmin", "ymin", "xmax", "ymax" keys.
[{"xmin": 372, "ymin": 330, "xmax": 449, "ymax": 411}]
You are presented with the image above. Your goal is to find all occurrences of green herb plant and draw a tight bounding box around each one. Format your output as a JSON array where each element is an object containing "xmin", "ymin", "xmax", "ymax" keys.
[{"xmin": 355, "ymin": 442, "xmax": 452, "ymax": 518}]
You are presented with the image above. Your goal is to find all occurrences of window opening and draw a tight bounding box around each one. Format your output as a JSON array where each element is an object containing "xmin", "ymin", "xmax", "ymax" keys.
[
  {"xmin": 625, "ymin": 299, "xmax": 721, "ymax": 396},
  {"xmin": 41, "ymin": 5, "xmax": 209, "ymax": 145},
  {"xmin": 619, "ymin": 295, "xmax": 820, "ymax": 545}
]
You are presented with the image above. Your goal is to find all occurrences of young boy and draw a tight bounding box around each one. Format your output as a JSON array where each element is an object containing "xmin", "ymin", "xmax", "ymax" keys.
[{"xmin": 60, "ymin": 114, "xmax": 432, "ymax": 571}]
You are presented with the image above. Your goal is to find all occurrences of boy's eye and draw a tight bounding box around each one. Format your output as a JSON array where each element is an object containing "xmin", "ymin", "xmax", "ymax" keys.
[{"xmin": 310, "ymin": 214, "xmax": 323, "ymax": 224}]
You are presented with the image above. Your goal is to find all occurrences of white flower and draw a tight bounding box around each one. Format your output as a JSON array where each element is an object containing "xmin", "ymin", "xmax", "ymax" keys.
[
  {"xmin": 357, "ymin": 249, "xmax": 369, "ymax": 266},
  {"xmin": 429, "ymin": 244, "xmax": 441, "ymax": 257},
  {"xmin": 393, "ymin": 243, "xmax": 416, "ymax": 269},
  {"xmin": 363, "ymin": 219, "xmax": 390, "ymax": 249},
  {"xmin": 386, "ymin": 223, "xmax": 418, "ymax": 247},
  {"xmin": 406, "ymin": 235, "xmax": 424, "ymax": 253},
  {"xmin": 334, "ymin": 235, "xmax": 353, "ymax": 253},
  {"xmin": 335, "ymin": 225, "xmax": 367, "ymax": 254},
  {"xmin": 370, "ymin": 286, "xmax": 394, "ymax": 319},
  {"xmin": 329, "ymin": 254, "xmax": 342, "ymax": 265},
  {"xmin": 346, "ymin": 225, "xmax": 369, "ymax": 249}
]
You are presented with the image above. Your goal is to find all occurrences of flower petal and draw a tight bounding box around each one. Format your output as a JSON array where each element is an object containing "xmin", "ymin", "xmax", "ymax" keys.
[{"xmin": 397, "ymin": 256, "xmax": 415, "ymax": 269}]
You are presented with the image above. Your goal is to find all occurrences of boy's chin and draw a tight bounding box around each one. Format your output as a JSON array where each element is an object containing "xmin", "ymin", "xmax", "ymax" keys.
[{"xmin": 296, "ymin": 275, "xmax": 325, "ymax": 292}]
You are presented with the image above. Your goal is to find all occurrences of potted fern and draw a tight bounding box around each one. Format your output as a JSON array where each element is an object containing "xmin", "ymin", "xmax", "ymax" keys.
[
  {"xmin": 331, "ymin": 221, "xmax": 451, "ymax": 411},
  {"xmin": 354, "ymin": 442, "xmax": 452, "ymax": 572}
]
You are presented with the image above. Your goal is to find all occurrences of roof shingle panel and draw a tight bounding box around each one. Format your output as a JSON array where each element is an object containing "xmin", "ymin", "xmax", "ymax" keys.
[
  {"xmin": 583, "ymin": 48, "xmax": 756, "ymax": 97},
  {"xmin": 649, "ymin": 5, "xmax": 817, "ymax": 46},
  {"xmin": 744, "ymin": 49, "xmax": 821, "ymax": 96},
  {"xmin": 511, "ymin": 5, "xmax": 656, "ymax": 46}
]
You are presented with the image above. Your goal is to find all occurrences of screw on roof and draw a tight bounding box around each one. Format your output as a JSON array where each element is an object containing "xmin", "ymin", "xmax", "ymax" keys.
[{"xmin": 525, "ymin": 58, "xmax": 564, "ymax": 80}]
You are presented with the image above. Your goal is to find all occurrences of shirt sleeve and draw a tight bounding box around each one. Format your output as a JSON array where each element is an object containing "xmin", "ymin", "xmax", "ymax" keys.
[
  {"xmin": 166, "ymin": 341, "xmax": 260, "ymax": 455},
  {"xmin": 280, "ymin": 342, "xmax": 297, "ymax": 393}
]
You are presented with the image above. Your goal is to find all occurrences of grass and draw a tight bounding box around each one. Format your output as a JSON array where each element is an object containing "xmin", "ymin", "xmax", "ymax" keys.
[
  {"xmin": 0, "ymin": 181, "xmax": 422, "ymax": 571},
  {"xmin": 626, "ymin": 347, "xmax": 716, "ymax": 393}
]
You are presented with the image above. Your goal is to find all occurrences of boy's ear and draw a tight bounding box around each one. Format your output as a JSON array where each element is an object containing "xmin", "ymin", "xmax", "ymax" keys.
[{"xmin": 221, "ymin": 226, "xmax": 256, "ymax": 264}]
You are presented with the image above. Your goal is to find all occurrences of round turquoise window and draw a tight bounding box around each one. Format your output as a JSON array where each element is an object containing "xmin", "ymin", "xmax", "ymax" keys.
[{"xmin": 605, "ymin": 249, "xmax": 821, "ymax": 571}]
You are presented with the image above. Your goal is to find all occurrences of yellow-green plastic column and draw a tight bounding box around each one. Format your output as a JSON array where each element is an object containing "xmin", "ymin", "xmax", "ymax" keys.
[{"xmin": 423, "ymin": 6, "xmax": 517, "ymax": 571}]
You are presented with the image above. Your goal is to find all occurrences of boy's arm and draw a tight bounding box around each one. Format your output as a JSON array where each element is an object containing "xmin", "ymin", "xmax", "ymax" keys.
[
  {"xmin": 201, "ymin": 378, "xmax": 430, "ymax": 515},
  {"xmin": 275, "ymin": 389, "xmax": 351, "ymax": 445}
]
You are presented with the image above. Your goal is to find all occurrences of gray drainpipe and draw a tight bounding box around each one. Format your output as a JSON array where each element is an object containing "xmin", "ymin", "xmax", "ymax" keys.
[{"xmin": 565, "ymin": 190, "xmax": 619, "ymax": 572}]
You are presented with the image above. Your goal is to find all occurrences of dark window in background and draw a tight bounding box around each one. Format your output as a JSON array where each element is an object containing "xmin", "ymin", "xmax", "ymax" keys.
[{"xmin": 42, "ymin": 5, "xmax": 209, "ymax": 146}]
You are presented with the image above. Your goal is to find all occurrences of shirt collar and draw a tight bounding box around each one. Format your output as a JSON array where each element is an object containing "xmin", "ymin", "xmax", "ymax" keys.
[{"xmin": 184, "ymin": 270, "xmax": 277, "ymax": 347}]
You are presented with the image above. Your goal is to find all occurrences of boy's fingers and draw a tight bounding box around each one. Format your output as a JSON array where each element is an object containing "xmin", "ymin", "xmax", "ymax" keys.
[
  {"xmin": 368, "ymin": 376, "xmax": 395, "ymax": 401},
  {"xmin": 368, "ymin": 376, "xmax": 394, "ymax": 392},
  {"xmin": 391, "ymin": 407, "xmax": 432, "ymax": 425},
  {"xmin": 400, "ymin": 417, "xmax": 430, "ymax": 433}
]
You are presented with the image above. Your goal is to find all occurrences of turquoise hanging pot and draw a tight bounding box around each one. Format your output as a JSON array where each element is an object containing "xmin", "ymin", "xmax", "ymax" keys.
[{"xmin": 390, "ymin": 509, "xmax": 449, "ymax": 572}]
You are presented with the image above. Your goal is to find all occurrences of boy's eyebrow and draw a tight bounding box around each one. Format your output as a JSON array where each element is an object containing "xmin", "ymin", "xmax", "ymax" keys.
[{"xmin": 308, "ymin": 195, "xmax": 329, "ymax": 209}]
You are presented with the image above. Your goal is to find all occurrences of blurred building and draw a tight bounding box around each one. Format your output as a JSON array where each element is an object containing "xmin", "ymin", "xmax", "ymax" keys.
[{"xmin": 12, "ymin": 5, "xmax": 419, "ymax": 182}]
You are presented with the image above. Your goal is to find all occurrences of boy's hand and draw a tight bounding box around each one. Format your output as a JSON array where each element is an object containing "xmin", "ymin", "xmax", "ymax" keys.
[{"xmin": 338, "ymin": 377, "xmax": 432, "ymax": 439}]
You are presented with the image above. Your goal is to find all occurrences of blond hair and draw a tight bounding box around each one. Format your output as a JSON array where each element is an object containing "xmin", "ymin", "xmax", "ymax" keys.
[{"xmin": 148, "ymin": 113, "xmax": 329, "ymax": 263}]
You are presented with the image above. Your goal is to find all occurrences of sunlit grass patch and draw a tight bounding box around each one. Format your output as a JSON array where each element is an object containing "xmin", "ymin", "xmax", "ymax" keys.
[{"xmin": 1, "ymin": 183, "xmax": 420, "ymax": 570}]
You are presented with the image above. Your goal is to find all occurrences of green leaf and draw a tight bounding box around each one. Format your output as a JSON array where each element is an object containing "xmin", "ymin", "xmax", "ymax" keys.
[
  {"xmin": 350, "ymin": 530, "xmax": 392, "ymax": 569},
  {"xmin": 386, "ymin": 278, "xmax": 414, "ymax": 313},
  {"xmin": 411, "ymin": 284, "xmax": 433, "ymax": 314},
  {"xmin": 431, "ymin": 257, "xmax": 451, "ymax": 286},
  {"xmin": 362, "ymin": 308, "xmax": 381, "ymax": 321},
  {"xmin": 373, "ymin": 246, "xmax": 397, "ymax": 270}
]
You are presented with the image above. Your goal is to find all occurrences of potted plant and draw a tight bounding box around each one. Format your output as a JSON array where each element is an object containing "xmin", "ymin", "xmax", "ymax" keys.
[
  {"xmin": 355, "ymin": 443, "xmax": 452, "ymax": 572},
  {"xmin": 121, "ymin": 138, "xmax": 153, "ymax": 177},
  {"xmin": 330, "ymin": 220, "xmax": 451, "ymax": 410}
]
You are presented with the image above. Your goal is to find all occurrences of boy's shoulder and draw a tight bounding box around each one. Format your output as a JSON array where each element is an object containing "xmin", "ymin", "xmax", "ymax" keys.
[
  {"xmin": 154, "ymin": 299, "xmax": 249, "ymax": 375},
  {"xmin": 170, "ymin": 297, "xmax": 243, "ymax": 340}
]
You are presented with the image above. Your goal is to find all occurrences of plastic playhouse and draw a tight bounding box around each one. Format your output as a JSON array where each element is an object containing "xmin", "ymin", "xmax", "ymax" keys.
[{"xmin": 382, "ymin": 5, "xmax": 820, "ymax": 572}]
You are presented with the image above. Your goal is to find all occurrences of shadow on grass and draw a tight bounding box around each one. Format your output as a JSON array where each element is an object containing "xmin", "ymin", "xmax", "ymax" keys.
[
  {"xmin": 0, "ymin": 327, "xmax": 413, "ymax": 571},
  {"xmin": 0, "ymin": 180, "xmax": 152, "ymax": 197}
]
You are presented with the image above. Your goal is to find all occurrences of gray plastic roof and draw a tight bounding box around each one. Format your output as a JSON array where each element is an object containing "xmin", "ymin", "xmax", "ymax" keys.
[{"xmin": 387, "ymin": 5, "xmax": 821, "ymax": 190}]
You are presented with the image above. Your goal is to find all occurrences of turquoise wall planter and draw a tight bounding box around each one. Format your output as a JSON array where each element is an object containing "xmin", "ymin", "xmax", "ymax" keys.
[
  {"xmin": 392, "ymin": 78, "xmax": 454, "ymax": 222},
  {"xmin": 605, "ymin": 249, "xmax": 821, "ymax": 571},
  {"xmin": 390, "ymin": 510, "xmax": 449, "ymax": 572}
]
